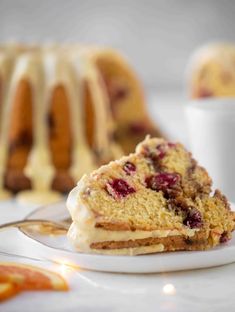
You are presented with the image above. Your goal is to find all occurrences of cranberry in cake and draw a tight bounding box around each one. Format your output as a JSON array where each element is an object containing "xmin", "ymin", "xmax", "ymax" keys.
[{"xmin": 67, "ymin": 136, "xmax": 235, "ymax": 255}]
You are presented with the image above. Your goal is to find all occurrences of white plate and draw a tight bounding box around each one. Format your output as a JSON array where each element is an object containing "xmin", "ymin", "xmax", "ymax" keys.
[{"xmin": 21, "ymin": 201, "xmax": 235, "ymax": 273}]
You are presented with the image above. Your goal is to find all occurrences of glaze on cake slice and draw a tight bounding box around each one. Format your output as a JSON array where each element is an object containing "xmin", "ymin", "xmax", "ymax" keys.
[{"xmin": 67, "ymin": 137, "xmax": 235, "ymax": 255}]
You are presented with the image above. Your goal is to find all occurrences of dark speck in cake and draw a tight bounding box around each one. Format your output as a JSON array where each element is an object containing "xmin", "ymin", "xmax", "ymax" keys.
[
  {"xmin": 220, "ymin": 232, "xmax": 230, "ymax": 243},
  {"xmin": 198, "ymin": 87, "xmax": 213, "ymax": 98},
  {"xmin": 106, "ymin": 178, "xmax": 135, "ymax": 199},
  {"xmin": 183, "ymin": 208, "xmax": 203, "ymax": 229},
  {"xmin": 129, "ymin": 122, "xmax": 148, "ymax": 135},
  {"xmin": 123, "ymin": 161, "xmax": 136, "ymax": 175}
]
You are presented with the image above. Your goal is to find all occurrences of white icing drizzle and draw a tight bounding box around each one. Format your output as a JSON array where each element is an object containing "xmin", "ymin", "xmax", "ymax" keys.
[
  {"xmin": 0, "ymin": 44, "xmax": 123, "ymax": 202},
  {"xmin": 8, "ymin": 50, "xmax": 61, "ymax": 204},
  {"xmin": 0, "ymin": 51, "xmax": 17, "ymax": 197},
  {"xmin": 44, "ymin": 49, "xmax": 96, "ymax": 182},
  {"xmin": 22, "ymin": 52, "xmax": 55, "ymax": 190},
  {"xmin": 20, "ymin": 51, "xmax": 60, "ymax": 204}
]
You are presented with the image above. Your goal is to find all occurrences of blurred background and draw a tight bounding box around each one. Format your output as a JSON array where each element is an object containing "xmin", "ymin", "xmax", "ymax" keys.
[
  {"xmin": 0, "ymin": 0, "xmax": 234, "ymax": 91},
  {"xmin": 1, "ymin": 0, "xmax": 235, "ymax": 144}
]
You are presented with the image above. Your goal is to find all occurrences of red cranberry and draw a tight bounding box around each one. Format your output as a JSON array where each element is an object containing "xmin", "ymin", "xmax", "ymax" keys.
[
  {"xmin": 113, "ymin": 86, "xmax": 128, "ymax": 102},
  {"xmin": 129, "ymin": 122, "xmax": 148, "ymax": 134},
  {"xmin": 198, "ymin": 88, "xmax": 213, "ymax": 98},
  {"xmin": 145, "ymin": 173, "xmax": 180, "ymax": 193},
  {"xmin": 168, "ymin": 142, "xmax": 176, "ymax": 148},
  {"xmin": 183, "ymin": 208, "xmax": 202, "ymax": 229},
  {"xmin": 123, "ymin": 161, "xmax": 136, "ymax": 175},
  {"xmin": 105, "ymin": 78, "xmax": 129, "ymax": 104},
  {"xmin": 220, "ymin": 232, "xmax": 230, "ymax": 243},
  {"xmin": 106, "ymin": 179, "xmax": 135, "ymax": 199}
]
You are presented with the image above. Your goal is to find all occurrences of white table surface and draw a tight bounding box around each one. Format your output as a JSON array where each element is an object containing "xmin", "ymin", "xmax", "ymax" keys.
[{"xmin": 1, "ymin": 93, "xmax": 234, "ymax": 312}]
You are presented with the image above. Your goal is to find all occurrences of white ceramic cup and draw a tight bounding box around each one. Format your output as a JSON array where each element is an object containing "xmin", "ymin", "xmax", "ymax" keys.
[{"xmin": 185, "ymin": 98, "xmax": 235, "ymax": 202}]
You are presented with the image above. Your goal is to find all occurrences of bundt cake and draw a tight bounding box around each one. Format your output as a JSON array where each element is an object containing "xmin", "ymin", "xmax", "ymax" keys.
[
  {"xmin": 189, "ymin": 43, "xmax": 235, "ymax": 98},
  {"xmin": 0, "ymin": 43, "xmax": 161, "ymax": 203},
  {"xmin": 67, "ymin": 136, "xmax": 235, "ymax": 255}
]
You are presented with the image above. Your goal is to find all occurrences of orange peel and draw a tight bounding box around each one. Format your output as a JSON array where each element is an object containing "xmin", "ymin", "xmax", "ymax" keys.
[
  {"xmin": 0, "ymin": 262, "xmax": 68, "ymax": 292},
  {"xmin": 0, "ymin": 282, "xmax": 19, "ymax": 302}
]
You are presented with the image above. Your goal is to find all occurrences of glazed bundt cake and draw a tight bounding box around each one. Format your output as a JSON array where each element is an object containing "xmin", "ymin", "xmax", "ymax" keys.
[
  {"xmin": 0, "ymin": 43, "xmax": 161, "ymax": 203},
  {"xmin": 67, "ymin": 136, "xmax": 235, "ymax": 255},
  {"xmin": 189, "ymin": 43, "xmax": 235, "ymax": 98}
]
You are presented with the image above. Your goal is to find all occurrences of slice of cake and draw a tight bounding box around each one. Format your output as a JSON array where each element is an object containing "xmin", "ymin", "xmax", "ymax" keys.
[{"xmin": 67, "ymin": 136, "xmax": 235, "ymax": 255}]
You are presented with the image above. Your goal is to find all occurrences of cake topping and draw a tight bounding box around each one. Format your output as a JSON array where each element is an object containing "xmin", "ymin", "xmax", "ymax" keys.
[
  {"xmin": 123, "ymin": 161, "xmax": 136, "ymax": 175},
  {"xmin": 106, "ymin": 178, "xmax": 135, "ymax": 199}
]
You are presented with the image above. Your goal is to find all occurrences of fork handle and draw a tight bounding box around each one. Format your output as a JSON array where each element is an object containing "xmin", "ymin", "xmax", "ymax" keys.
[{"xmin": 0, "ymin": 219, "xmax": 68, "ymax": 231}]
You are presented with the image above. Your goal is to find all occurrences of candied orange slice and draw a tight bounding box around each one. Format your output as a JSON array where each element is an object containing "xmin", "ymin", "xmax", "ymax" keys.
[
  {"xmin": 0, "ymin": 282, "xmax": 19, "ymax": 302},
  {"xmin": 0, "ymin": 262, "xmax": 68, "ymax": 291}
]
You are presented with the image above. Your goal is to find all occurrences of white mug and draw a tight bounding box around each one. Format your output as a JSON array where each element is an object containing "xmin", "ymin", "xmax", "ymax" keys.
[{"xmin": 185, "ymin": 98, "xmax": 235, "ymax": 202}]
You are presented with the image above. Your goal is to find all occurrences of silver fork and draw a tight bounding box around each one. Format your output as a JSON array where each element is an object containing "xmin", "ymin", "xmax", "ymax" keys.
[{"xmin": 0, "ymin": 218, "xmax": 71, "ymax": 231}]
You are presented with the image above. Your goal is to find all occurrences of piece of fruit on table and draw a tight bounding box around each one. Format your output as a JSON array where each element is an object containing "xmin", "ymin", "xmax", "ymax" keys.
[
  {"xmin": 0, "ymin": 282, "xmax": 19, "ymax": 302},
  {"xmin": 0, "ymin": 262, "xmax": 68, "ymax": 291}
]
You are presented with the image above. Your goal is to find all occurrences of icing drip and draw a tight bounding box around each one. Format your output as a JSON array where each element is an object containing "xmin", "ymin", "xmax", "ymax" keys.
[
  {"xmin": 9, "ymin": 51, "xmax": 61, "ymax": 205},
  {"xmin": 20, "ymin": 54, "xmax": 55, "ymax": 187},
  {"xmin": 44, "ymin": 50, "xmax": 96, "ymax": 182},
  {"xmin": 0, "ymin": 44, "xmax": 124, "ymax": 202},
  {"xmin": 0, "ymin": 51, "xmax": 17, "ymax": 198}
]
